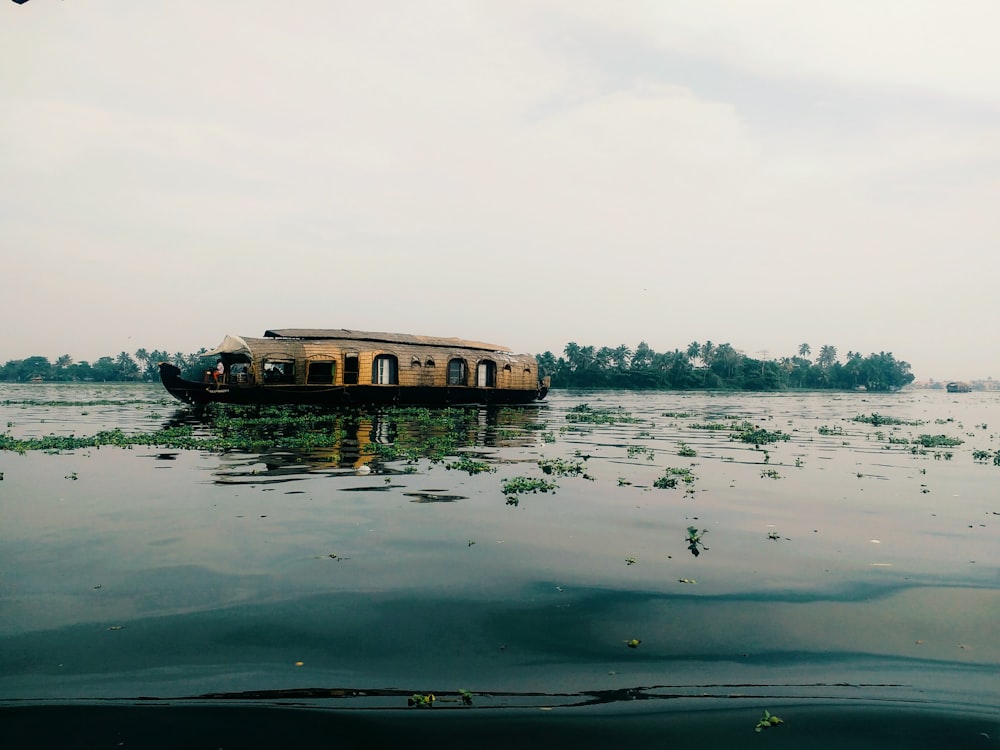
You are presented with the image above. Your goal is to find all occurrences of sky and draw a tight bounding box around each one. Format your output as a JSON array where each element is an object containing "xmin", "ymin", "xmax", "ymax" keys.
[{"xmin": 2, "ymin": 1, "xmax": 998, "ymax": 381}]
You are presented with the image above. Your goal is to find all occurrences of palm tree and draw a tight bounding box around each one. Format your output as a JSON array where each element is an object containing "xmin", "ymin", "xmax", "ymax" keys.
[
  {"xmin": 55, "ymin": 354, "xmax": 73, "ymax": 369},
  {"xmin": 612, "ymin": 345, "xmax": 632, "ymax": 371},
  {"xmin": 817, "ymin": 345, "xmax": 838, "ymax": 369},
  {"xmin": 115, "ymin": 352, "xmax": 139, "ymax": 380},
  {"xmin": 686, "ymin": 341, "xmax": 701, "ymax": 362},
  {"xmin": 798, "ymin": 343, "xmax": 811, "ymax": 359}
]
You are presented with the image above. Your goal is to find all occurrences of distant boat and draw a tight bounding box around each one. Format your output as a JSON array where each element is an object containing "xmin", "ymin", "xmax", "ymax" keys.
[
  {"xmin": 159, "ymin": 328, "xmax": 549, "ymax": 406},
  {"xmin": 946, "ymin": 381, "xmax": 971, "ymax": 393},
  {"xmin": 29, "ymin": 375, "xmax": 43, "ymax": 383}
]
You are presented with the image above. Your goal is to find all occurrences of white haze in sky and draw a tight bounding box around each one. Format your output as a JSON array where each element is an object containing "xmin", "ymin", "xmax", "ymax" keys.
[{"xmin": 2, "ymin": 1, "xmax": 998, "ymax": 381}]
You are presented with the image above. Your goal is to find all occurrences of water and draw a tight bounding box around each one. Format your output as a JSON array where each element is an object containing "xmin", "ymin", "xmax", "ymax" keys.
[{"xmin": 1, "ymin": 384, "xmax": 998, "ymax": 747}]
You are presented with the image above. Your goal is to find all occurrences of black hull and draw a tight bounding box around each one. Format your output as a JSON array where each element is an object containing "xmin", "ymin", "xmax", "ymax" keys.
[{"xmin": 159, "ymin": 364, "xmax": 547, "ymax": 407}]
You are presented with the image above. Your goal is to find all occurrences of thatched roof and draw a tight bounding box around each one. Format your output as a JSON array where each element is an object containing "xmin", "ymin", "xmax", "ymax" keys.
[{"xmin": 262, "ymin": 329, "xmax": 511, "ymax": 353}]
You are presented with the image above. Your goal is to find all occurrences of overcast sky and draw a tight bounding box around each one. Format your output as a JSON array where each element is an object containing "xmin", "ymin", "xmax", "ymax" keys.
[{"xmin": 3, "ymin": 1, "xmax": 998, "ymax": 381}]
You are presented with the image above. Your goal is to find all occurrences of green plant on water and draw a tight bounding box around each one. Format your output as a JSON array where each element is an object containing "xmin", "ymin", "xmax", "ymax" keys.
[
  {"xmin": 760, "ymin": 469, "xmax": 781, "ymax": 479},
  {"xmin": 617, "ymin": 477, "xmax": 631, "ymax": 486},
  {"xmin": 852, "ymin": 413, "xmax": 923, "ymax": 427},
  {"xmin": 444, "ymin": 456, "xmax": 496, "ymax": 475},
  {"xmin": 541, "ymin": 431, "xmax": 556, "ymax": 443},
  {"xmin": 916, "ymin": 434, "xmax": 963, "ymax": 448},
  {"xmin": 408, "ymin": 693, "xmax": 435, "ymax": 708},
  {"xmin": 565, "ymin": 404, "xmax": 641, "ymax": 425},
  {"xmin": 686, "ymin": 526, "xmax": 709, "ymax": 556},
  {"xmin": 458, "ymin": 689, "xmax": 473, "ymax": 706},
  {"xmin": 676, "ymin": 442, "xmax": 697, "ymax": 458},
  {"xmin": 625, "ymin": 556, "xmax": 637, "ymax": 566},
  {"xmin": 654, "ymin": 467, "xmax": 695, "ymax": 489},
  {"xmin": 501, "ymin": 475, "xmax": 557, "ymax": 506},
  {"xmin": 734, "ymin": 423, "xmax": 790, "ymax": 445},
  {"xmin": 537, "ymin": 457, "xmax": 590, "ymax": 478},
  {"xmin": 817, "ymin": 424, "xmax": 844, "ymax": 435},
  {"xmin": 755, "ymin": 709, "xmax": 784, "ymax": 732},
  {"xmin": 794, "ymin": 457, "xmax": 803, "ymax": 468}
]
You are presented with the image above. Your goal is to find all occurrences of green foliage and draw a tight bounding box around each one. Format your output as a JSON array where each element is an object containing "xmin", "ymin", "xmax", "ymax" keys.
[
  {"xmin": 915, "ymin": 434, "xmax": 964, "ymax": 447},
  {"xmin": 755, "ymin": 709, "xmax": 784, "ymax": 732},
  {"xmin": 852, "ymin": 413, "xmax": 924, "ymax": 426},
  {"xmin": 686, "ymin": 526, "xmax": 709, "ymax": 556},
  {"xmin": 676, "ymin": 442, "xmax": 697, "ymax": 457},
  {"xmin": 733, "ymin": 423, "xmax": 791, "ymax": 445},
  {"xmin": 537, "ymin": 457, "xmax": 591, "ymax": 478},
  {"xmin": 565, "ymin": 404, "xmax": 641, "ymax": 424},
  {"xmin": 541, "ymin": 341, "xmax": 916, "ymax": 391},
  {"xmin": 654, "ymin": 467, "xmax": 695, "ymax": 488},
  {"xmin": 501, "ymin": 476, "xmax": 557, "ymax": 505},
  {"xmin": 445, "ymin": 456, "xmax": 496, "ymax": 475}
]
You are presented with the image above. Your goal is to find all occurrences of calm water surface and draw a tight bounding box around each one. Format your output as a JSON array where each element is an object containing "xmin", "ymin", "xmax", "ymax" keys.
[{"xmin": 1, "ymin": 384, "xmax": 997, "ymax": 747}]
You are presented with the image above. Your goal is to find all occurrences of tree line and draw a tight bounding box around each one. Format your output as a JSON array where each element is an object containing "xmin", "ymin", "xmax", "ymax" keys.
[
  {"xmin": 537, "ymin": 341, "xmax": 915, "ymax": 392},
  {"xmin": 0, "ymin": 349, "xmax": 214, "ymax": 384},
  {"xmin": 0, "ymin": 340, "xmax": 915, "ymax": 392}
]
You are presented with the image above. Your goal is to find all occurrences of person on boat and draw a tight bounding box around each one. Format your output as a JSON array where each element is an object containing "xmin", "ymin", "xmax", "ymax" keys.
[{"xmin": 212, "ymin": 359, "xmax": 225, "ymax": 385}]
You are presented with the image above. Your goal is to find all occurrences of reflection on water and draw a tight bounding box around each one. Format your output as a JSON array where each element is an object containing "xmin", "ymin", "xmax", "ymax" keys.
[{"xmin": 1, "ymin": 384, "xmax": 998, "ymax": 741}]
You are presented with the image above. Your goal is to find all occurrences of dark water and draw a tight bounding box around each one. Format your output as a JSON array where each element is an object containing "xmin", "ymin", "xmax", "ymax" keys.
[{"xmin": 1, "ymin": 384, "xmax": 998, "ymax": 748}]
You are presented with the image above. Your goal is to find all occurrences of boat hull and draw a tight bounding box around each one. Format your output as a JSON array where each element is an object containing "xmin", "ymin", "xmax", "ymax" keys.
[{"xmin": 159, "ymin": 364, "xmax": 547, "ymax": 406}]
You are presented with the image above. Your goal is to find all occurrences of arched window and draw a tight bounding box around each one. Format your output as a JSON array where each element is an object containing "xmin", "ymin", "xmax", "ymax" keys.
[
  {"xmin": 447, "ymin": 358, "xmax": 467, "ymax": 385},
  {"xmin": 476, "ymin": 360, "xmax": 496, "ymax": 387},
  {"xmin": 372, "ymin": 354, "xmax": 398, "ymax": 385}
]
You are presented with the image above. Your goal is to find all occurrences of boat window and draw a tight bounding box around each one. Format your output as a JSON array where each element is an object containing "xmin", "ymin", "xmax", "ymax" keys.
[
  {"xmin": 411, "ymin": 356, "xmax": 422, "ymax": 367},
  {"xmin": 476, "ymin": 360, "xmax": 496, "ymax": 387},
  {"xmin": 263, "ymin": 359, "xmax": 294, "ymax": 384},
  {"xmin": 503, "ymin": 363, "xmax": 512, "ymax": 372},
  {"xmin": 425, "ymin": 358, "xmax": 435, "ymax": 367},
  {"xmin": 447, "ymin": 358, "xmax": 467, "ymax": 386},
  {"xmin": 307, "ymin": 360, "xmax": 336, "ymax": 384},
  {"xmin": 373, "ymin": 354, "xmax": 398, "ymax": 385},
  {"xmin": 344, "ymin": 355, "xmax": 360, "ymax": 385}
]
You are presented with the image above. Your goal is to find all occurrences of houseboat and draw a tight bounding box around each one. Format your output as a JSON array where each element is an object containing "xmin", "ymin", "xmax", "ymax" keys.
[
  {"xmin": 159, "ymin": 328, "xmax": 549, "ymax": 406},
  {"xmin": 946, "ymin": 381, "xmax": 971, "ymax": 393}
]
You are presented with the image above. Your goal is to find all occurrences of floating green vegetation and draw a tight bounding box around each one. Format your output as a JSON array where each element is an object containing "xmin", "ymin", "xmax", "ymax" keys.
[
  {"xmin": 501, "ymin": 476, "xmax": 557, "ymax": 505},
  {"xmin": 627, "ymin": 445, "xmax": 655, "ymax": 460},
  {"xmin": 565, "ymin": 404, "xmax": 641, "ymax": 425},
  {"xmin": 686, "ymin": 526, "xmax": 709, "ymax": 556},
  {"xmin": 1, "ymin": 398, "xmax": 170, "ymax": 408},
  {"xmin": 755, "ymin": 709, "xmax": 784, "ymax": 732},
  {"xmin": 915, "ymin": 434, "xmax": 964, "ymax": 448},
  {"xmin": 537, "ymin": 457, "xmax": 592, "ymax": 479},
  {"xmin": 444, "ymin": 456, "xmax": 496, "ymax": 475},
  {"xmin": 0, "ymin": 426, "xmax": 220, "ymax": 454},
  {"xmin": 655, "ymin": 467, "xmax": 695, "ymax": 489},
  {"xmin": 817, "ymin": 424, "xmax": 843, "ymax": 435},
  {"xmin": 733, "ymin": 422, "xmax": 791, "ymax": 445},
  {"xmin": 662, "ymin": 411, "xmax": 694, "ymax": 418},
  {"xmin": 689, "ymin": 422, "xmax": 732, "ymax": 431},
  {"xmin": 852, "ymin": 413, "xmax": 924, "ymax": 427},
  {"xmin": 408, "ymin": 693, "xmax": 435, "ymax": 708},
  {"xmin": 973, "ymin": 449, "xmax": 1000, "ymax": 465},
  {"xmin": 676, "ymin": 442, "xmax": 697, "ymax": 457},
  {"xmin": 760, "ymin": 469, "xmax": 782, "ymax": 479}
]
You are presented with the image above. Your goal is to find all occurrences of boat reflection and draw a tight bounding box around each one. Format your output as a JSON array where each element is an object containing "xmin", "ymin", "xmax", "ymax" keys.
[{"xmin": 163, "ymin": 404, "xmax": 548, "ymax": 482}]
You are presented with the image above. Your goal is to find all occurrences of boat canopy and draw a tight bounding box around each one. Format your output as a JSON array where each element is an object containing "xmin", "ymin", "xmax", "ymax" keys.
[{"xmin": 204, "ymin": 335, "xmax": 252, "ymax": 358}]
